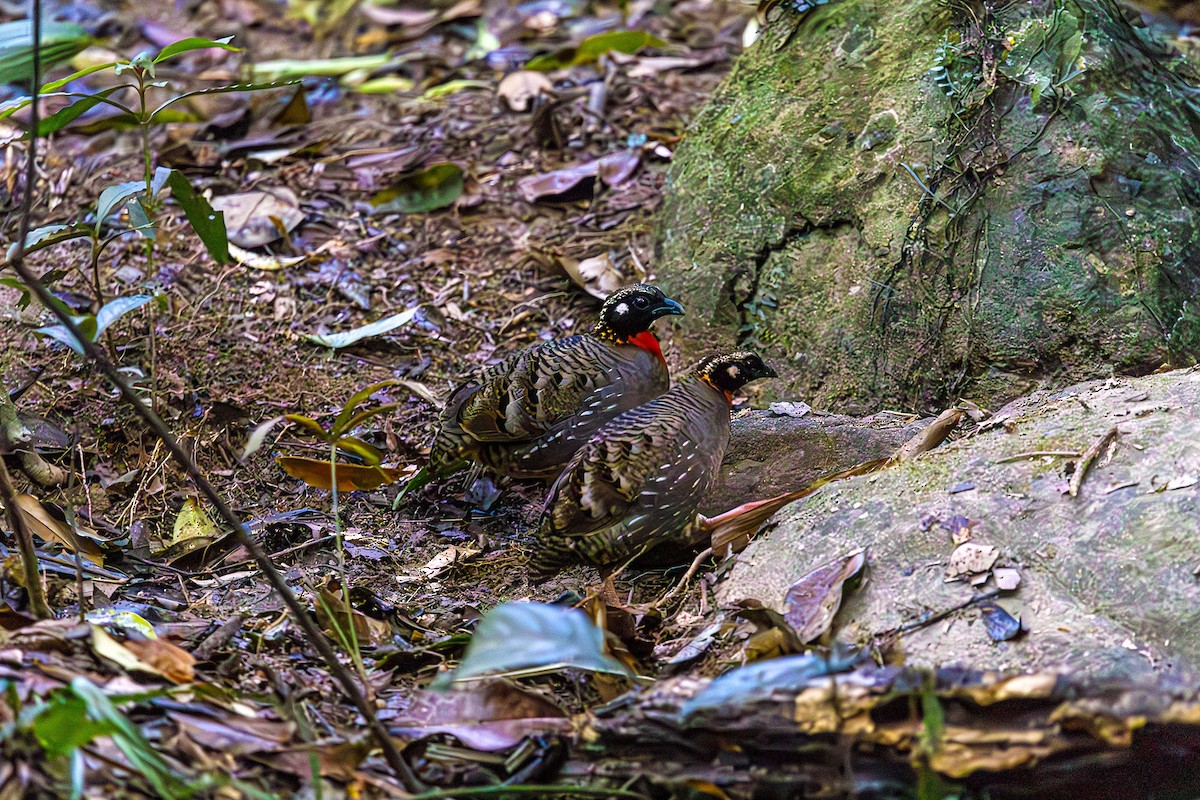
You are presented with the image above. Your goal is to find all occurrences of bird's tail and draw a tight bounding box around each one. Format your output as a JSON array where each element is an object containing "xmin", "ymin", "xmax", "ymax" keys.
[{"xmin": 701, "ymin": 489, "xmax": 809, "ymax": 556}]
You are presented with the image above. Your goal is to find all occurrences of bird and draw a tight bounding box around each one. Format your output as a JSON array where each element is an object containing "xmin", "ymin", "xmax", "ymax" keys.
[
  {"xmin": 399, "ymin": 284, "xmax": 685, "ymax": 499},
  {"xmin": 530, "ymin": 350, "xmax": 797, "ymax": 594}
]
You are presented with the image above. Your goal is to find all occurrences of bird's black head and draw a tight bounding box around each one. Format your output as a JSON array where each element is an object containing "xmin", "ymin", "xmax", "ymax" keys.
[
  {"xmin": 696, "ymin": 350, "xmax": 778, "ymax": 394},
  {"xmin": 593, "ymin": 284, "xmax": 685, "ymax": 340}
]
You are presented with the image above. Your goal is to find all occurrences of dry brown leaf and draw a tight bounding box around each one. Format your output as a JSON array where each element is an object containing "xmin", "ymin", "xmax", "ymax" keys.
[
  {"xmin": 276, "ymin": 456, "xmax": 403, "ymax": 490},
  {"xmin": 389, "ymin": 681, "xmax": 569, "ymax": 750},
  {"xmin": 945, "ymin": 542, "xmax": 999, "ymax": 581},
  {"xmin": 123, "ymin": 638, "xmax": 196, "ymax": 683},
  {"xmin": 13, "ymin": 494, "xmax": 104, "ymax": 563},
  {"xmin": 783, "ymin": 548, "xmax": 866, "ymax": 643},
  {"xmin": 497, "ymin": 70, "xmax": 554, "ymax": 112},
  {"xmin": 210, "ymin": 188, "xmax": 304, "ymax": 248},
  {"xmin": 561, "ymin": 253, "xmax": 625, "ymax": 300}
]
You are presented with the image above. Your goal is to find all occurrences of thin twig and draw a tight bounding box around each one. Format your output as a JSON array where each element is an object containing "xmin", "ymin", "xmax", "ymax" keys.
[
  {"xmin": 1068, "ymin": 426, "xmax": 1119, "ymax": 498},
  {"xmin": 0, "ymin": 457, "xmax": 52, "ymax": 618},
  {"xmin": 650, "ymin": 547, "xmax": 712, "ymax": 612},
  {"xmin": 9, "ymin": 5, "xmax": 420, "ymax": 789},
  {"xmin": 994, "ymin": 450, "xmax": 1081, "ymax": 464}
]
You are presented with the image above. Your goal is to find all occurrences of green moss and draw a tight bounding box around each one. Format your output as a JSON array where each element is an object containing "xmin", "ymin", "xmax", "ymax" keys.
[{"xmin": 658, "ymin": 0, "xmax": 1200, "ymax": 413}]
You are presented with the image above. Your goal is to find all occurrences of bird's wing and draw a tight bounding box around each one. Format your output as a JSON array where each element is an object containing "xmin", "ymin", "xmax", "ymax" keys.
[{"xmin": 455, "ymin": 335, "xmax": 616, "ymax": 444}]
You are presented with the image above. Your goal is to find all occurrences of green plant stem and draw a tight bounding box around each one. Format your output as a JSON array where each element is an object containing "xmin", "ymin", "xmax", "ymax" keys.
[
  {"xmin": 137, "ymin": 72, "xmax": 152, "ymax": 194},
  {"xmin": 328, "ymin": 440, "xmax": 366, "ymax": 681}
]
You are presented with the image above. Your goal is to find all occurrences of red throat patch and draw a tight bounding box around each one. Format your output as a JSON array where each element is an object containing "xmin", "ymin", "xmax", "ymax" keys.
[{"xmin": 626, "ymin": 331, "xmax": 665, "ymax": 364}]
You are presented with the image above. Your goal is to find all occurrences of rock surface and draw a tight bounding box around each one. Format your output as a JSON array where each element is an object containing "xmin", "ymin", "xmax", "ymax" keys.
[
  {"xmin": 656, "ymin": 0, "xmax": 1200, "ymax": 412},
  {"xmin": 719, "ymin": 368, "xmax": 1200, "ymax": 680},
  {"xmin": 710, "ymin": 409, "xmax": 928, "ymax": 514}
]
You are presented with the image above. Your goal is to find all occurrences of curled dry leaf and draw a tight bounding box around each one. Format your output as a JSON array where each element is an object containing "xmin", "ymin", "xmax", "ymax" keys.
[
  {"xmin": 13, "ymin": 494, "xmax": 104, "ymax": 562},
  {"xmin": 210, "ymin": 187, "xmax": 304, "ymax": 248},
  {"xmin": 562, "ymin": 252, "xmax": 625, "ymax": 300},
  {"xmin": 517, "ymin": 150, "xmax": 642, "ymax": 202},
  {"xmin": 228, "ymin": 243, "xmax": 307, "ymax": 271},
  {"xmin": 123, "ymin": 638, "xmax": 196, "ymax": 683},
  {"xmin": 783, "ymin": 548, "xmax": 866, "ymax": 643},
  {"xmin": 497, "ymin": 70, "xmax": 554, "ymax": 112},
  {"xmin": 276, "ymin": 456, "xmax": 404, "ymax": 490},
  {"xmin": 945, "ymin": 542, "xmax": 999, "ymax": 582},
  {"xmin": 891, "ymin": 406, "xmax": 965, "ymax": 462}
]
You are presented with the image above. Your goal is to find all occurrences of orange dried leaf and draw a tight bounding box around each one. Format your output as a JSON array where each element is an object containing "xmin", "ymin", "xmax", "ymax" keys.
[{"xmin": 276, "ymin": 456, "xmax": 403, "ymax": 490}]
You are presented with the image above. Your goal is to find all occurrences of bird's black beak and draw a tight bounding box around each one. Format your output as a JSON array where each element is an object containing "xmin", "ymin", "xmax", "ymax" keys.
[
  {"xmin": 655, "ymin": 297, "xmax": 685, "ymax": 318},
  {"xmin": 759, "ymin": 362, "xmax": 778, "ymax": 379}
]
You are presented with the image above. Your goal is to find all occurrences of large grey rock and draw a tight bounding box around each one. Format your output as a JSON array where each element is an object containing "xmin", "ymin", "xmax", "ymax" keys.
[
  {"xmin": 710, "ymin": 410, "xmax": 928, "ymax": 514},
  {"xmin": 719, "ymin": 368, "xmax": 1200, "ymax": 680},
  {"xmin": 657, "ymin": 0, "xmax": 1200, "ymax": 412}
]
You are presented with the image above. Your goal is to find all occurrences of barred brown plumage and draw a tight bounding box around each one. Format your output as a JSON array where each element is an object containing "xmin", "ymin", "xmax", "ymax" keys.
[
  {"xmin": 400, "ymin": 285, "xmax": 685, "ymax": 499},
  {"xmin": 530, "ymin": 350, "xmax": 778, "ymax": 577}
]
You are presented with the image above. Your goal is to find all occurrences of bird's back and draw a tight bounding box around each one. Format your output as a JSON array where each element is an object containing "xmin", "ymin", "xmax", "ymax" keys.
[{"xmin": 532, "ymin": 376, "xmax": 732, "ymax": 572}]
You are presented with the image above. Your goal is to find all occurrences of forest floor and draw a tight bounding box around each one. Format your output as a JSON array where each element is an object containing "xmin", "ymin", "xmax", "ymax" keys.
[{"xmin": 0, "ymin": 0, "xmax": 770, "ymax": 795}]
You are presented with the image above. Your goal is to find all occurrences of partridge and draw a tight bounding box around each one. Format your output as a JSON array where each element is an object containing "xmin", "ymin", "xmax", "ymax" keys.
[
  {"xmin": 404, "ymin": 284, "xmax": 684, "ymax": 495},
  {"xmin": 530, "ymin": 350, "xmax": 784, "ymax": 579}
]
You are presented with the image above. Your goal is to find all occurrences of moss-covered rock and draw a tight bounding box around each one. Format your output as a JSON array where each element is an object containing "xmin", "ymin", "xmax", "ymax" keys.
[
  {"xmin": 657, "ymin": 0, "xmax": 1200, "ymax": 412},
  {"xmin": 718, "ymin": 367, "xmax": 1200, "ymax": 680}
]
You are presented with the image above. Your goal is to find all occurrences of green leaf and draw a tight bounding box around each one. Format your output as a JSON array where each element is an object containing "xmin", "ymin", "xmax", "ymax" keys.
[
  {"xmin": 165, "ymin": 170, "xmax": 230, "ymax": 263},
  {"xmin": 0, "ymin": 20, "xmax": 92, "ymax": 86},
  {"xmin": 69, "ymin": 678, "xmax": 198, "ymax": 798},
  {"xmin": 128, "ymin": 198, "xmax": 154, "ymax": 237},
  {"xmin": 303, "ymin": 308, "xmax": 418, "ymax": 349},
  {"xmin": 95, "ymin": 294, "xmax": 153, "ymax": 337},
  {"xmin": 36, "ymin": 294, "xmax": 152, "ymax": 355},
  {"xmin": 337, "ymin": 402, "xmax": 403, "ymax": 439},
  {"xmin": 334, "ymin": 435, "xmax": 384, "ymax": 466},
  {"xmin": 526, "ymin": 30, "xmax": 664, "ymax": 71},
  {"xmin": 284, "ymin": 413, "xmax": 331, "ymax": 441},
  {"xmin": 95, "ymin": 181, "xmax": 144, "ymax": 234},
  {"xmin": 150, "ymin": 80, "xmax": 295, "ymax": 122},
  {"xmin": 5, "ymin": 223, "xmax": 90, "ymax": 262},
  {"xmin": 32, "ymin": 691, "xmax": 119, "ymax": 758},
  {"xmin": 36, "ymin": 86, "xmax": 128, "ymax": 136},
  {"xmin": 0, "ymin": 277, "xmax": 30, "ymax": 309},
  {"xmin": 249, "ymin": 53, "xmax": 391, "ymax": 82},
  {"xmin": 432, "ymin": 602, "xmax": 635, "ymax": 687},
  {"xmin": 369, "ymin": 163, "xmax": 463, "ymax": 214},
  {"xmin": 422, "ymin": 79, "xmax": 491, "ymax": 99},
  {"xmin": 153, "ymin": 36, "xmax": 238, "ymax": 63},
  {"xmin": 331, "ymin": 380, "xmax": 399, "ymax": 434},
  {"xmin": 40, "ymin": 61, "xmax": 120, "ymax": 93}
]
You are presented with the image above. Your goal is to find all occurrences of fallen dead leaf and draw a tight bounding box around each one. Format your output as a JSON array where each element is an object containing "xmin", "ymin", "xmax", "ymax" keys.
[
  {"xmin": 993, "ymin": 567, "xmax": 1021, "ymax": 591},
  {"xmin": 210, "ymin": 188, "xmax": 304, "ymax": 248},
  {"xmin": 782, "ymin": 548, "xmax": 867, "ymax": 643},
  {"xmin": 562, "ymin": 252, "xmax": 625, "ymax": 300},
  {"xmin": 123, "ymin": 638, "xmax": 196, "ymax": 683},
  {"xmin": 276, "ymin": 456, "xmax": 405, "ymax": 491},
  {"xmin": 388, "ymin": 680, "xmax": 569, "ymax": 750},
  {"xmin": 497, "ymin": 70, "xmax": 554, "ymax": 112},
  {"xmin": 946, "ymin": 542, "xmax": 999, "ymax": 582},
  {"xmin": 517, "ymin": 150, "xmax": 642, "ymax": 202},
  {"xmin": 12, "ymin": 494, "xmax": 104, "ymax": 562}
]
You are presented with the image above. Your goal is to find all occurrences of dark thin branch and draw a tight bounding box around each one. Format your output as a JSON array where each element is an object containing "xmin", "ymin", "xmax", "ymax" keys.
[
  {"xmin": 7, "ymin": 1, "xmax": 421, "ymax": 789},
  {"xmin": 0, "ymin": 456, "xmax": 52, "ymax": 618}
]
